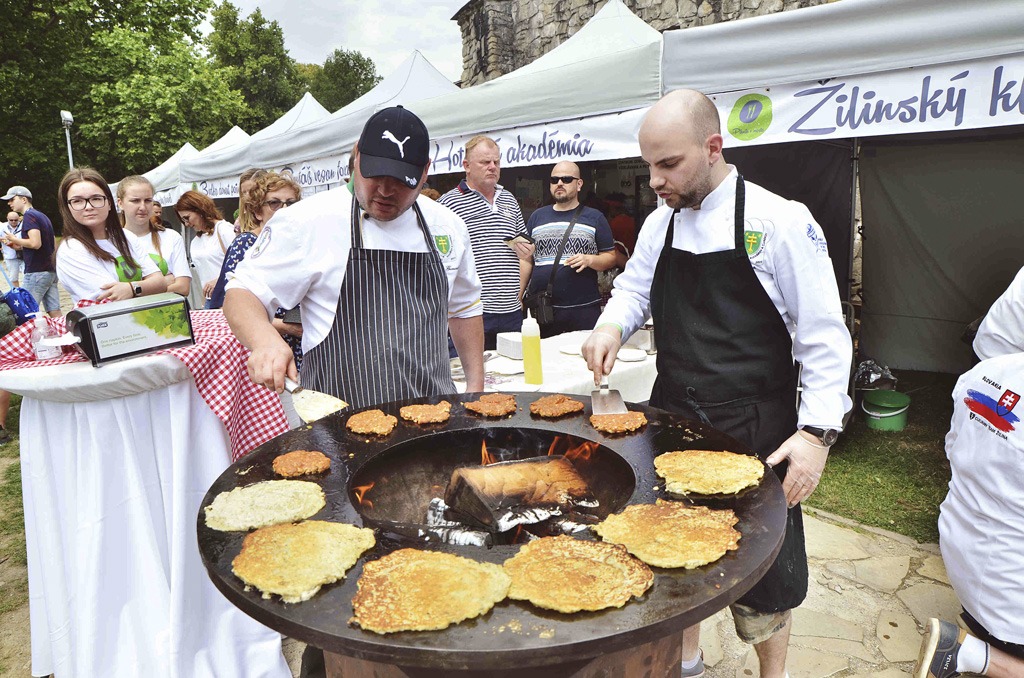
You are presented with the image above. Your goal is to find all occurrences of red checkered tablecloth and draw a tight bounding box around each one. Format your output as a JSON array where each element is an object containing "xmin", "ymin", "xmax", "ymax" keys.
[{"xmin": 0, "ymin": 309, "xmax": 288, "ymax": 461}]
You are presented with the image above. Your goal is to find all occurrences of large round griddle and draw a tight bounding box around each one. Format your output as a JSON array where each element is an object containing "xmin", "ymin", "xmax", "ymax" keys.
[{"xmin": 197, "ymin": 392, "xmax": 787, "ymax": 671}]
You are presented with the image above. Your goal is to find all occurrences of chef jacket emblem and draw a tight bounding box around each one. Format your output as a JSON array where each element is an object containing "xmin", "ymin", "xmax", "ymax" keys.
[
  {"xmin": 250, "ymin": 226, "xmax": 272, "ymax": 258},
  {"xmin": 998, "ymin": 389, "xmax": 1020, "ymax": 416},
  {"xmin": 743, "ymin": 230, "xmax": 764, "ymax": 257},
  {"xmin": 433, "ymin": 234, "xmax": 452, "ymax": 256}
]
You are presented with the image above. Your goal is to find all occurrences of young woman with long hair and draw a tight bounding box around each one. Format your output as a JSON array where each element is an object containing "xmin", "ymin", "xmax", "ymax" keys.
[
  {"xmin": 116, "ymin": 176, "xmax": 192, "ymax": 296},
  {"xmin": 55, "ymin": 167, "xmax": 166, "ymax": 303},
  {"xmin": 174, "ymin": 190, "xmax": 234, "ymax": 302}
]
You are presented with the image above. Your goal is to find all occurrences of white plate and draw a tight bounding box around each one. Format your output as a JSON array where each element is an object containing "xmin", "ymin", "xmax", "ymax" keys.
[
  {"xmin": 558, "ymin": 343, "xmax": 584, "ymax": 356},
  {"xmin": 487, "ymin": 356, "xmax": 525, "ymax": 375},
  {"xmin": 616, "ymin": 347, "xmax": 648, "ymax": 362}
]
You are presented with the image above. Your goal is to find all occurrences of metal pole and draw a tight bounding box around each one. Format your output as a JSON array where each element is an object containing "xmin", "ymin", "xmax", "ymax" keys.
[{"xmin": 64, "ymin": 126, "xmax": 74, "ymax": 169}]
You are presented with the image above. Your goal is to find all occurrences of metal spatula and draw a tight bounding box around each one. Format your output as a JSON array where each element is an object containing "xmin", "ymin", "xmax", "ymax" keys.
[
  {"xmin": 284, "ymin": 377, "xmax": 348, "ymax": 423},
  {"xmin": 591, "ymin": 374, "xmax": 628, "ymax": 415}
]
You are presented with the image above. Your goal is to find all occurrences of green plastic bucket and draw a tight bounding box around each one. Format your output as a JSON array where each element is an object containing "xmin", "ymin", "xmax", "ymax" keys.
[{"xmin": 861, "ymin": 390, "xmax": 911, "ymax": 431}]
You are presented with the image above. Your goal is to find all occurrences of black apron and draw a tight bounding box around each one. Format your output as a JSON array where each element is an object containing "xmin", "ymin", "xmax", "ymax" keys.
[
  {"xmin": 649, "ymin": 175, "xmax": 808, "ymax": 613},
  {"xmin": 301, "ymin": 199, "xmax": 455, "ymax": 409}
]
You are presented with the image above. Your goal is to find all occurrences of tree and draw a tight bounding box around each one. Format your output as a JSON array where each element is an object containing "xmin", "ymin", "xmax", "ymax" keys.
[
  {"xmin": 205, "ymin": 1, "xmax": 304, "ymax": 131},
  {"xmin": 308, "ymin": 48, "xmax": 382, "ymax": 112},
  {"xmin": 81, "ymin": 28, "xmax": 247, "ymax": 179},
  {"xmin": 0, "ymin": 0, "xmax": 216, "ymax": 217}
]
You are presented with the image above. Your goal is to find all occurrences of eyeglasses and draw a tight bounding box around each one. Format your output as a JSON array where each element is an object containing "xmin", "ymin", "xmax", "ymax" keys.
[
  {"xmin": 263, "ymin": 198, "xmax": 299, "ymax": 211},
  {"xmin": 550, "ymin": 176, "xmax": 580, "ymax": 185},
  {"xmin": 67, "ymin": 195, "xmax": 108, "ymax": 211}
]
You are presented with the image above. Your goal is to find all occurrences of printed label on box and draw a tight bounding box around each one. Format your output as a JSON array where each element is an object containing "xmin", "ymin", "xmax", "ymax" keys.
[{"xmin": 93, "ymin": 305, "xmax": 191, "ymax": 359}]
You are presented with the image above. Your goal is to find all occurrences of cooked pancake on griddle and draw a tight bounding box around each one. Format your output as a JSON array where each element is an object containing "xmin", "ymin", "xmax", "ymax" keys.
[
  {"xmin": 232, "ymin": 520, "xmax": 375, "ymax": 603},
  {"xmin": 654, "ymin": 449, "xmax": 764, "ymax": 495},
  {"xmin": 464, "ymin": 393, "xmax": 517, "ymax": 417},
  {"xmin": 589, "ymin": 411, "xmax": 647, "ymax": 433},
  {"xmin": 272, "ymin": 450, "xmax": 332, "ymax": 478},
  {"xmin": 529, "ymin": 394, "xmax": 585, "ymax": 418},
  {"xmin": 346, "ymin": 409, "xmax": 398, "ymax": 435},
  {"xmin": 204, "ymin": 480, "xmax": 325, "ymax": 532},
  {"xmin": 593, "ymin": 500, "xmax": 741, "ymax": 569},
  {"xmin": 503, "ymin": 536, "xmax": 652, "ymax": 613},
  {"xmin": 350, "ymin": 549, "xmax": 511, "ymax": 634},
  {"xmin": 400, "ymin": 400, "xmax": 452, "ymax": 424}
]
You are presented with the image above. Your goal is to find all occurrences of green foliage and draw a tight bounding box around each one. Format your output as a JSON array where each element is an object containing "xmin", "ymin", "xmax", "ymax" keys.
[
  {"xmin": 206, "ymin": 1, "xmax": 304, "ymax": 131},
  {"xmin": 308, "ymin": 48, "xmax": 382, "ymax": 112},
  {"xmin": 132, "ymin": 305, "xmax": 191, "ymax": 338}
]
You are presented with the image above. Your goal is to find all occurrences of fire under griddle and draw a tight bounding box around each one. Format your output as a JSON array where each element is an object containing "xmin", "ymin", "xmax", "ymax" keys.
[{"xmin": 197, "ymin": 392, "xmax": 787, "ymax": 673}]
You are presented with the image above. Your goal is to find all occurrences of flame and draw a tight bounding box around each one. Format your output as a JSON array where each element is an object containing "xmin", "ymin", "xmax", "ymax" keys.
[
  {"xmin": 565, "ymin": 440, "xmax": 597, "ymax": 463},
  {"xmin": 481, "ymin": 440, "xmax": 499, "ymax": 465},
  {"xmin": 353, "ymin": 481, "xmax": 375, "ymax": 509},
  {"xmin": 546, "ymin": 436, "xmax": 597, "ymax": 463}
]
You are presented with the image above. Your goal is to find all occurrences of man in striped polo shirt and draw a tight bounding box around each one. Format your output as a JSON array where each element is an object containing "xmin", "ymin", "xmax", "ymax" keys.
[{"xmin": 439, "ymin": 135, "xmax": 530, "ymax": 352}]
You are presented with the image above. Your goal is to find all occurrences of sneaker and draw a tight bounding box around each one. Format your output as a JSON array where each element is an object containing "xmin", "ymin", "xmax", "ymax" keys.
[
  {"xmin": 916, "ymin": 618, "xmax": 966, "ymax": 678},
  {"xmin": 681, "ymin": 649, "xmax": 705, "ymax": 678}
]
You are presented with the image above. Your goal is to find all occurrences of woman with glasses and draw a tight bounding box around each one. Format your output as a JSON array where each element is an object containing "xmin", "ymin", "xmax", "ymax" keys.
[
  {"xmin": 207, "ymin": 172, "xmax": 304, "ymax": 364},
  {"xmin": 116, "ymin": 176, "xmax": 192, "ymax": 297},
  {"xmin": 55, "ymin": 167, "xmax": 167, "ymax": 303},
  {"xmin": 174, "ymin": 190, "xmax": 235, "ymax": 304}
]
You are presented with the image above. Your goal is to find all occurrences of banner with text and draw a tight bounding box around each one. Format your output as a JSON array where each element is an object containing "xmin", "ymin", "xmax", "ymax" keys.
[
  {"xmin": 182, "ymin": 107, "xmax": 650, "ymax": 197},
  {"xmin": 715, "ymin": 53, "xmax": 1024, "ymax": 148}
]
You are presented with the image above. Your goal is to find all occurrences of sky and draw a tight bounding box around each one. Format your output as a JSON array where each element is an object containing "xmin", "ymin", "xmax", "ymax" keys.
[{"xmin": 221, "ymin": 0, "xmax": 468, "ymax": 83}]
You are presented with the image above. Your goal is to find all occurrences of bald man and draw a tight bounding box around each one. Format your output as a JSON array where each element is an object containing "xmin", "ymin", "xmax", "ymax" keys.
[
  {"xmin": 583, "ymin": 90, "xmax": 852, "ymax": 678},
  {"xmin": 521, "ymin": 161, "xmax": 616, "ymax": 337}
]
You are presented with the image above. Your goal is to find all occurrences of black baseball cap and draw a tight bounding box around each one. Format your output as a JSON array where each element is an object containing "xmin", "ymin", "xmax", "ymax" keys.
[{"xmin": 357, "ymin": 106, "xmax": 430, "ymax": 189}]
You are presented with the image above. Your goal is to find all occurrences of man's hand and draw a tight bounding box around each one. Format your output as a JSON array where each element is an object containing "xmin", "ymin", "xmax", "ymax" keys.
[
  {"xmin": 581, "ymin": 324, "xmax": 622, "ymax": 385},
  {"xmin": 513, "ymin": 242, "xmax": 535, "ymax": 261},
  {"xmin": 765, "ymin": 430, "xmax": 830, "ymax": 508},
  {"xmin": 202, "ymin": 280, "xmax": 216, "ymax": 298},
  {"xmin": 564, "ymin": 253, "xmax": 594, "ymax": 272},
  {"xmin": 246, "ymin": 340, "xmax": 298, "ymax": 394}
]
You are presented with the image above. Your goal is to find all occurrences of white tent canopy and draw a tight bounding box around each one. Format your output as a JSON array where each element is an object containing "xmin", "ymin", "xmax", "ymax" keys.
[
  {"xmin": 660, "ymin": 0, "xmax": 1024, "ymax": 374},
  {"xmin": 149, "ymin": 126, "xmax": 250, "ymax": 204},
  {"xmin": 180, "ymin": 93, "xmax": 329, "ymax": 194},
  {"xmin": 416, "ymin": 0, "xmax": 661, "ymax": 173},
  {"xmin": 180, "ymin": 51, "xmax": 458, "ymax": 195}
]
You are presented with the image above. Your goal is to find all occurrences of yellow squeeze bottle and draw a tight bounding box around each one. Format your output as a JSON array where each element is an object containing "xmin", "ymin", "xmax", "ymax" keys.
[{"xmin": 522, "ymin": 310, "xmax": 543, "ymax": 385}]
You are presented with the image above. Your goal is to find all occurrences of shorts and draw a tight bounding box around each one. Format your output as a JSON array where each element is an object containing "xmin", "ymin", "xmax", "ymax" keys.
[
  {"xmin": 22, "ymin": 270, "xmax": 60, "ymax": 313},
  {"xmin": 730, "ymin": 603, "xmax": 792, "ymax": 645},
  {"xmin": 2, "ymin": 257, "xmax": 23, "ymax": 282}
]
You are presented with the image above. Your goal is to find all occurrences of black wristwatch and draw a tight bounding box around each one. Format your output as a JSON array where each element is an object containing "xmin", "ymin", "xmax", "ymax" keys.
[
  {"xmin": 801, "ymin": 426, "xmax": 839, "ymax": 446},
  {"xmin": 132, "ymin": 283, "xmax": 143, "ymax": 297}
]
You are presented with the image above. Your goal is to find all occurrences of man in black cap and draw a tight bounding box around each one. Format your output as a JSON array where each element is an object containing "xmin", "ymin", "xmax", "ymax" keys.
[
  {"xmin": 225, "ymin": 105, "xmax": 485, "ymax": 406},
  {"xmin": 3, "ymin": 185, "xmax": 61, "ymax": 317}
]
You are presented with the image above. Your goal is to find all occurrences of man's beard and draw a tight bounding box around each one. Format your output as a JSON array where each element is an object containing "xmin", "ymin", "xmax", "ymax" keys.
[{"xmin": 553, "ymin": 192, "xmax": 574, "ymax": 204}]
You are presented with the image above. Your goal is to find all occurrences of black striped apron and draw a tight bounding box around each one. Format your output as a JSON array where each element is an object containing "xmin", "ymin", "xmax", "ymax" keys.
[{"xmin": 301, "ymin": 199, "xmax": 455, "ymax": 409}]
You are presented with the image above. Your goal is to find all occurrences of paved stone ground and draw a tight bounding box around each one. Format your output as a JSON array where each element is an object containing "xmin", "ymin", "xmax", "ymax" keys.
[{"xmin": 279, "ymin": 507, "xmax": 959, "ymax": 677}]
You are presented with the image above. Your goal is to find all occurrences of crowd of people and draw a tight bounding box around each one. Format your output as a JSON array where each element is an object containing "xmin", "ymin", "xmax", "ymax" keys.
[{"xmin": 0, "ymin": 90, "xmax": 1020, "ymax": 678}]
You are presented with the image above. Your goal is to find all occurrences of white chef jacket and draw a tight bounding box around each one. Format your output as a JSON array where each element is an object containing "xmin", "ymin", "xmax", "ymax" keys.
[
  {"xmin": 598, "ymin": 167, "xmax": 852, "ymax": 429},
  {"xmin": 227, "ymin": 186, "xmax": 483, "ymax": 355},
  {"xmin": 939, "ymin": 352, "xmax": 1024, "ymax": 644},
  {"xmin": 974, "ymin": 265, "xmax": 1024, "ymax": 360}
]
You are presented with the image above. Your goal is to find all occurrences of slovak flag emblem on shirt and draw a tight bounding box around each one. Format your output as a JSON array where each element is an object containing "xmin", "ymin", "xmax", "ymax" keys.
[{"xmin": 997, "ymin": 390, "xmax": 1020, "ymax": 417}]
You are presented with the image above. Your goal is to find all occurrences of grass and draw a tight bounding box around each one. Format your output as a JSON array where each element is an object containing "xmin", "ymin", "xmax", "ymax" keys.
[
  {"xmin": 0, "ymin": 393, "xmax": 27, "ymax": 622},
  {"xmin": 806, "ymin": 369, "xmax": 957, "ymax": 544}
]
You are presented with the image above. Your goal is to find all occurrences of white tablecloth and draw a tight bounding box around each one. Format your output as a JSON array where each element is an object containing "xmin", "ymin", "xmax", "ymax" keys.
[
  {"xmin": 457, "ymin": 330, "xmax": 658, "ymax": 403},
  {"xmin": 2, "ymin": 356, "xmax": 290, "ymax": 678}
]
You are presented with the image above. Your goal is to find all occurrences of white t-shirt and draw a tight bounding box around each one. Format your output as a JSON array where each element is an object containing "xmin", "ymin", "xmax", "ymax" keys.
[
  {"xmin": 56, "ymin": 232, "xmax": 161, "ymax": 303},
  {"xmin": 939, "ymin": 353, "xmax": 1024, "ymax": 643},
  {"xmin": 133, "ymin": 228, "xmax": 191, "ymax": 279},
  {"xmin": 189, "ymin": 220, "xmax": 235, "ymax": 286},
  {"xmin": 0, "ymin": 221, "xmax": 21, "ymax": 260},
  {"xmin": 227, "ymin": 187, "xmax": 483, "ymax": 355},
  {"xmin": 974, "ymin": 265, "xmax": 1024, "ymax": 360},
  {"xmin": 597, "ymin": 166, "xmax": 852, "ymax": 428}
]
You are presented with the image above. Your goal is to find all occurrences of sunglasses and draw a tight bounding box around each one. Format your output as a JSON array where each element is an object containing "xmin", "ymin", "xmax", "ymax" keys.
[
  {"xmin": 263, "ymin": 198, "xmax": 299, "ymax": 210},
  {"xmin": 550, "ymin": 176, "xmax": 579, "ymax": 185}
]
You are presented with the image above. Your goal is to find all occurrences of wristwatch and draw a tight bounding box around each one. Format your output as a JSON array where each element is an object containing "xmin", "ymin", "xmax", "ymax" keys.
[
  {"xmin": 132, "ymin": 283, "xmax": 143, "ymax": 297},
  {"xmin": 801, "ymin": 426, "xmax": 839, "ymax": 446}
]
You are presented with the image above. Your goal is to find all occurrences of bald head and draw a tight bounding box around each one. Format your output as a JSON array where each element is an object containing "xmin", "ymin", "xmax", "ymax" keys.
[
  {"xmin": 552, "ymin": 161, "xmax": 580, "ymax": 177},
  {"xmin": 642, "ymin": 89, "xmax": 721, "ymax": 147},
  {"xmin": 549, "ymin": 161, "xmax": 582, "ymax": 208}
]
